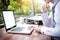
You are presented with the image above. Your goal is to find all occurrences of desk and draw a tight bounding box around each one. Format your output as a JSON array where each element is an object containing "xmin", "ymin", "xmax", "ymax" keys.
[{"xmin": 0, "ymin": 28, "xmax": 51, "ymax": 40}]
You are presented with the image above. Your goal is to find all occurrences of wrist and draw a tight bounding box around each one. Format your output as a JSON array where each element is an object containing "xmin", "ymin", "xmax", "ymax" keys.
[
  {"xmin": 41, "ymin": 9, "xmax": 48, "ymax": 13},
  {"xmin": 41, "ymin": 11, "xmax": 48, "ymax": 14}
]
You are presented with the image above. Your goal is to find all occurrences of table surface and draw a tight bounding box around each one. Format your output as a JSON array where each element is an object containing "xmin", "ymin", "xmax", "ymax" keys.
[
  {"xmin": 0, "ymin": 23, "xmax": 51, "ymax": 40},
  {"xmin": 0, "ymin": 30, "xmax": 51, "ymax": 40}
]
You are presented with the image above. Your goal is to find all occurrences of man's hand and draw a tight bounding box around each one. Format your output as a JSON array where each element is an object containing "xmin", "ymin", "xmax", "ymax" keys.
[
  {"xmin": 42, "ymin": 3, "xmax": 50, "ymax": 13},
  {"xmin": 29, "ymin": 26, "xmax": 43, "ymax": 32}
]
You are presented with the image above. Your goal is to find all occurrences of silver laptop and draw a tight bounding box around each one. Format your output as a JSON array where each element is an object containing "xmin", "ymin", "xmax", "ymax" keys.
[{"xmin": 2, "ymin": 10, "xmax": 33, "ymax": 34}]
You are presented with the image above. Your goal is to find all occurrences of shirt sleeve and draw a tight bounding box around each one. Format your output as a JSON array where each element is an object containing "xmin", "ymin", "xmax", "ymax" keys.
[
  {"xmin": 41, "ymin": 26, "xmax": 60, "ymax": 37},
  {"xmin": 41, "ymin": 1, "xmax": 60, "ymax": 37},
  {"xmin": 41, "ymin": 12, "xmax": 52, "ymax": 27},
  {"xmin": 41, "ymin": 12, "xmax": 60, "ymax": 37}
]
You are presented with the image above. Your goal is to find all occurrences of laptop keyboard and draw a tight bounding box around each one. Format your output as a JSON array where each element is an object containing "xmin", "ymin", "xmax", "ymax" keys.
[{"xmin": 11, "ymin": 27, "xmax": 25, "ymax": 31}]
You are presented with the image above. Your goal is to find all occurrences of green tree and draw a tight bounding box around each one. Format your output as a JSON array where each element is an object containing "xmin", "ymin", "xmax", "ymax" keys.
[
  {"xmin": 0, "ymin": 0, "xmax": 3, "ymax": 23},
  {"xmin": 1, "ymin": 0, "xmax": 10, "ymax": 9},
  {"xmin": 0, "ymin": 0, "xmax": 10, "ymax": 23},
  {"xmin": 21, "ymin": 1, "xmax": 31, "ymax": 15},
  {"xmin": 34, "ymin": 3, "xmax": 41, "ymax": 14},
  {"xmin": 8, "ymin": 0, "xmax": 31, "ymax": 16}
]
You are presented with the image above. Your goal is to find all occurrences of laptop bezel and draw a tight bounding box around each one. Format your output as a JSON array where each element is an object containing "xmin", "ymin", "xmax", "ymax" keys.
[{"xmin": 2, "ymin": 10, "xmax": 17, "ymax": 31}]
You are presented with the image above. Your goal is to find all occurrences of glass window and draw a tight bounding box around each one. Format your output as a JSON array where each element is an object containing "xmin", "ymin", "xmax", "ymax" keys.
[
  {"xmin": 0, "ymin": 0, "xmax": 52, "ymax": 22},
  {"xmin": 8, "ymin": 0, "xmax": 33, "ymax": 22},
  {"xmin": 34, "ymin": 0, "xmax": 52, "ymax": 15},
  {"xmin": 34, "ymin": 0, "xmax": 44, "ymax": 14}
]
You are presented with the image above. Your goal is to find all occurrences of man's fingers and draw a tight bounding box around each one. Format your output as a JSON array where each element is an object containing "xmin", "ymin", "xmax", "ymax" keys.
[
  {"xmin": 28, "ymin": 26, "xmax": 34, "ymax": 30},
  {"xmin": 42, "ymin": 3, "xmax": 50, "ymax": 13},
  {"xmin": 46, "ymin": 3, "xmax": 50, "ymax": 9}
]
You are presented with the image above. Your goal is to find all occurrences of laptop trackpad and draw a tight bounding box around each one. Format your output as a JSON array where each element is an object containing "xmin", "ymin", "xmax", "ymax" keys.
[
  {"xmin": 8, "ymin": 27, "xmax": 33, "ymax": 34},
  {"xmin": 11, "ymin": 27, "xmax": 25, "ymax": 31}
]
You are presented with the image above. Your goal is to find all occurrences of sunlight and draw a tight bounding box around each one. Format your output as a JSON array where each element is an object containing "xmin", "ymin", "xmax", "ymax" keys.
[
  {"xmin": 35, "ymin": 0, "xmax": 45, "ymax": 4},
  {"xmin": 35, "ymin": 0, "xmax": 53, "ymax": 8}
]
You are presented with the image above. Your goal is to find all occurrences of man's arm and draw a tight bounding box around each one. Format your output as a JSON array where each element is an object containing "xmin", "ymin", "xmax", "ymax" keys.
[
  {"xmin": 41, "ymin": 12, "xmax": 52, "ymax": 27},
  {"xmin": 41, "ymin": 2, "xmax": 52, "ymax": 27},
  {"xmin": 41, "ymin": 26, "xmax": 60, "ymax": 37},
  {"xmin": 41, "ymin": 1, "xmax": 60, "ymax": 37}
]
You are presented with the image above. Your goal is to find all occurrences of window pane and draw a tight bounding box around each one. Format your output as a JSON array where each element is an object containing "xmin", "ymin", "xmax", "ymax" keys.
[
  {"xmin": 34, "ymin": 0, "xmax": 52, "ymax": 15},
  {"xmin": 34, "ymin": 0, "xmax": 44, "ymax": 15},
  {"xmin": 8, "ymin": 0, "xmax": 32, "ymax": 22}
]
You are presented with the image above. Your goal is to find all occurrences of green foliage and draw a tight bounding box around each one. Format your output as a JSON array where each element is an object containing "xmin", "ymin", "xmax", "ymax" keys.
[
  {"xmin": 0, "ymin": 0, "xmax": 52, "ymax": 22},
  {"xmin": 0, "ymin": 0, "xmax": 10, "ymax": 23},
  {"xmin": 8, "ymin": 0, "xmax": 42, "ymax": 16},
  {"xmin": 0, "ymin": 0, "xmax": 3, "ymax": 9},
  {"xmin": 8, "ymin": 0, "xmax": 31, "ymax": 15},
  {"xmin": 48, "ymin": 8, "xmax": 52, "ymax": 15},
  {"xmin": 21, "ymin": 1, "xmax": 31, "ymax": 15},
  {"xmin": 0, "ymin": 11, "xmax": 3, "ymax": 24},
  {"xmin": 8, "ymin": 0, "xmax": 20, "ymax": 11},
  {"xmin": 0, "ymin": 0, "xmax": 3, "ymax": 24},
  {"xmin": 34, "ymin": 3, "xmax": 41, "ymax": 14}
]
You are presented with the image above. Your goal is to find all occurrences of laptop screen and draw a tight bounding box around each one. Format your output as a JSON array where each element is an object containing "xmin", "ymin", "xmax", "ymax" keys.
[{"xmin": 2, "ymin": 11, "xmax": 16, "ymax": 29}]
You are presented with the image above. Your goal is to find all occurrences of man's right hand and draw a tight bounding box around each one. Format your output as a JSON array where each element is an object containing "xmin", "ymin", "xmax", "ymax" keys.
[
  {"xmin": 28, "ymin": 26, "xmax": 41, "ymax": 32},
  {"xmin": 42, "ymin": 3, "xmax": 50, "ymax": 13}
]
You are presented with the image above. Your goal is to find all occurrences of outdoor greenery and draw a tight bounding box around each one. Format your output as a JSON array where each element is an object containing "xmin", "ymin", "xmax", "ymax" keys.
[
  {"xmin": 0, "ymin": 0, "xmax": 10, "ymax": 23},
  {"xmin": 0, "ymin": 0, "xmax": 3, "ymax": 24},
  {"xmin": 8, "ymin": 0, "xmax": 31, "ymax": 16},
  {"xmin": 7, "ymin": 0, "xmax": 44, "ymax": 16},
  {"xmin": 34, "ymin": 3, "xmax": 41, "ymax": 14},
  {"xmin": 0, "ymin": 0, "xmax": 52, "ymax": 22},
  {"xmin": 0, "ymin": 11, "xmax": 3, "ymax": 24}
]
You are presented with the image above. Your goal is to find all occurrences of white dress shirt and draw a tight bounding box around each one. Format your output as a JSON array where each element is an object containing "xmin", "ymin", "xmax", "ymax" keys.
[{"xmin": 41, "ymin": 1, "xmax": 60, "ymax": 37}]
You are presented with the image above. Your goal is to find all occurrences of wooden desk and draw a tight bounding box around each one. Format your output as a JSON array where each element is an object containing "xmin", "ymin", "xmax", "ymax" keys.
[
  {"xmin": 0, "ymin": 22, "xmax": 51, "ymax": 40},
  {"xmin": 0, "ymin": 28, "xmax": 51, "ymax": 40}
]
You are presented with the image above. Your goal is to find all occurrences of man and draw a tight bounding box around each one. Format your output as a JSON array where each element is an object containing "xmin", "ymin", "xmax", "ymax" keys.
[{"xmin": 30, "ymin": 0, "xmax": 60, "ymax": 40}]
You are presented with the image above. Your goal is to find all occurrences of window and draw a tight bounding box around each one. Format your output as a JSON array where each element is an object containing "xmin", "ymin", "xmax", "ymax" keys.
[
  {"xmin": 0, "ymin": 0, "xmax": 52, "ymax": 22},
  {"xmin": 34, "ymin": 0, "xmax": 45, "ymax": 14},
  {"xmin": 7, "ymin": 0, "xmax": 52, "ymax": 22},
  {"xmin": 8, "ymin": 0, "xmax": 32, "ymax": 22}
]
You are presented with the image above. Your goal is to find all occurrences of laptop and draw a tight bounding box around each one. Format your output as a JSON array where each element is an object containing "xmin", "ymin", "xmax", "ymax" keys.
[{"xmin": 2, "ymin": 10, "xmax": 33, "ymax": 34}]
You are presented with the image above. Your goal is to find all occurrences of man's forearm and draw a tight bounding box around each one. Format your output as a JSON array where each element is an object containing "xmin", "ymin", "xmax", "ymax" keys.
[
  {"xmin": 40, "ymin": 26, "xmax": 60, "ymax": 37},
  {"xmin": 41, "ymin": 12, "xmax": 51, "ymax": 27}
]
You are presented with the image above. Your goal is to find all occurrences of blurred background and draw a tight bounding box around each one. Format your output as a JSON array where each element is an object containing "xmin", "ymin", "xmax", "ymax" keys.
[{"xmin": 0, "ymin": 0, "xmax": 52, "ymax": 23}]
